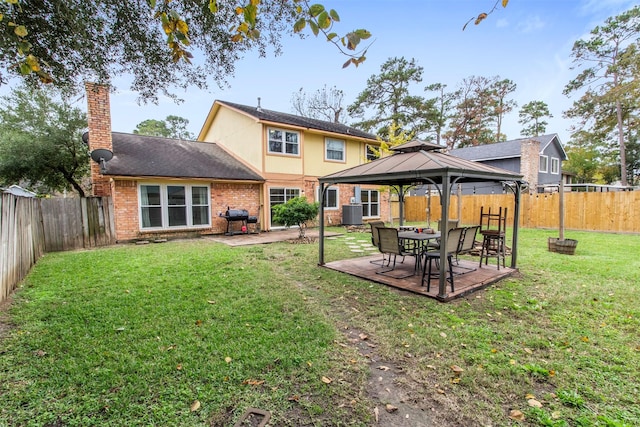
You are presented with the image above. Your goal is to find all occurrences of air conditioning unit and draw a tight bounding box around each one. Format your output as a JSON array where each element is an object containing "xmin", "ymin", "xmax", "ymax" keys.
[{"xmin": 349, "ymin": 197, "xmax": 357, "ymax": 204}]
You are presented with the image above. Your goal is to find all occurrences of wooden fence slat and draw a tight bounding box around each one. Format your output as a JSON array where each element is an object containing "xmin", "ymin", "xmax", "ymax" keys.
[{"xmin": 399, "ymin": 192, "xmax": 640, "ymax": 233}]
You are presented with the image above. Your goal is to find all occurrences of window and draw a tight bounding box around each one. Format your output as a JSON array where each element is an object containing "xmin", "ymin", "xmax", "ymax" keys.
[
  {"xmin": 317, "ymin": 186, "xmax": 338, "ymax": 210},
  {"xmin": 268, "ymin": 128, "xmax": 299, "ymax": 155},
  {"xmin": 325, "ymin": 138, "xmax": 345, "ymax": 161},
  {"xmin": 361, "ymin": 189, "xmax": 379, "ymax": 218},
  {"xmin": 269, "ymin": 187, "xmax": 300, "ymax": 227},
  {"xmin": 539, "ymin": 155, "xmax": 548, "ymax": 173},
  {"xmin": 550, "ymin": 157, "xmax": 559, "ymax": 175},
  {"xmin": 365, "ymin": 144, "xmax": 379, "ymax": 161},
  {"xmin": 139, "ymin": 184, "xmax": 210, "ymax": 230}
]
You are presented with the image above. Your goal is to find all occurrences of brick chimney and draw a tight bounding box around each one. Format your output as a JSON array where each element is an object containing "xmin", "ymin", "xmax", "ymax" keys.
[
  {"xmin": 520, "ymin": 139, "xmax": 540, "ymax": 194},
  {"xmin": 85, "ymin": 82, "xmax": 113, "ymax": 197}
]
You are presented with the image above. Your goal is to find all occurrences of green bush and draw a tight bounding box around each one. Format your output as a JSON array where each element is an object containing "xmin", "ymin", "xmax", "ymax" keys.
[{"xmin": 271, "ymin": 196, "xmax": 319, "ymax": 238}]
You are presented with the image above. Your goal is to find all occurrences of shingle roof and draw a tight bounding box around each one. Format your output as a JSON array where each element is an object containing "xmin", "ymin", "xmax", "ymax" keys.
[
  {"xmin": 450, "ymin": 134, "xmax": 560, "ymax": 161},
  {"xmin": 104, "ymin": 132, "xmax": 263, "ymax": 182},
  {"xmin": 218, "ymin": 100, "xmax": 378, "ymax": 141}
]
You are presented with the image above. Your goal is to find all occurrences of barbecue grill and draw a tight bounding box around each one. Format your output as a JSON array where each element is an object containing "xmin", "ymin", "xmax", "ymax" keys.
[{"xmin": 222, "ymin": 207, "xmax": 257, "ymax": 235}]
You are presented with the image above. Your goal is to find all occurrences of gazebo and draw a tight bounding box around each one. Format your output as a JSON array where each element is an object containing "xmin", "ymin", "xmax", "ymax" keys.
[{"xmin": 318, "ymin": 140, "xmax": 526, "ymax": 300}]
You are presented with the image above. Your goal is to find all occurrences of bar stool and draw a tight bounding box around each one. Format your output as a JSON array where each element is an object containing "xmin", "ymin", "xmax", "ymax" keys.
[{"xmin": 478, "ymin": 206, "xmax": 507, "ymax": 269}]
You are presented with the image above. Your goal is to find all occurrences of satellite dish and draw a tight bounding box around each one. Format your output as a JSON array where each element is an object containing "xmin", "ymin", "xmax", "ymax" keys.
[
  {"xmin": 90, "ymin": 148, "xmax": 113, "ymax": 174},
  {"xmin": 82, "ymin": 132, "xmax": 89, "ymax": 145}
]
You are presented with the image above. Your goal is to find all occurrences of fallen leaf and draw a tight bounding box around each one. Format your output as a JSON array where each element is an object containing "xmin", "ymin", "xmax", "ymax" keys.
[
  {"xmin": 437, "ymin": 388, "xmax": 445, "ymax": 394},
  {"xmin": 525, "ymin": 393, "xmax": 535, "ymax": 400},
  {"xmin": 115, "ymin": 327, "xmax": 125, "ymax": 332},
  {"xmin": 190, "ymin": 400, "xmax": 201, "ymax": 412},
  {"xmin": 378, "ymin": 366, "xmax": 390, "ymax": 371},
  {"xmin": 491, "ymin": 348, "xmax": 498, "ymax": 353},
  {"xmin": 243, "ymin": 379, "xmax": 264, "ymax": 386},
  {"xmin": 374, "ymin": 406, "xmax": 379, "ymax": 423},
  {"xmin": 509, "ymin": 409, "xmax": 525, "ymax": 421},
  {"xmin": 426, "ymin": 364, "xmax": 436, "ymax": 369},
  {"xmin": 207, "ymin": 300, "xmax": 216, "ymax": 304},
  {"xmin": 549, "ymin": 370, "xmax": 556, "ymax": 377},
  {"xmin": 359, "ymin": 333, "xmax": 368, "ymax": 340},
  {"xmin": 307, "ymin": 361, "xmax": 313, "ymax": 367},
  {"xmin": 288, "ymin": 395, "xmax": 300, "ymax": 402},
  {"xmin": 582, "ymin": 336, "xmax": 589, "ymax": 342},
  {"xmin": 224, "ymin": 356, "xmax": 232, "ymax": 363},
  {"xmin": 450, "ymin": 365, "xmax": 464, "ymax": 374},
  {"xmin": 321, "ymin": 376, "xmax": 332, "ymax": 384},
  {"xmin": 176, "ymin": 364, "xmax": 182, "ymax": 370},
  {"xmin": 195, "ymin": 319, "xmax": 202, "ymax": 326},
  {"xmin": 524, "ymin": 347, "xmax": 533, "ymax": 354},
  {"xmin": 451, "ymin": 377, "xmax": 461, "ymax": 384},
  {"xmin": 385, "ymin": 404, "xmax": 398, "ymax": 413},
  {"xmin": 528, "ymin": 398, "xmax": 543, "ymax": 408},
  {"xmin": 34, "ymin": 349, "xmax": 46, "ymax": 357},
  {"xmin": 509, "ymin": 359, "xmax": 516, "ymax": 365},
  {"xmin": 125, "ymin": 289, "xmax": 130, "ymax": 294},
  {"xmin": 440, "ymin": 332, "xmax": 447, "ymax": 338}
]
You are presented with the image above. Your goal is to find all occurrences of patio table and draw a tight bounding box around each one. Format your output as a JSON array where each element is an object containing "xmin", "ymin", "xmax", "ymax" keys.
[{"xmin": 398, "ymin": 231, "xmax": 441, "ymax": 272}]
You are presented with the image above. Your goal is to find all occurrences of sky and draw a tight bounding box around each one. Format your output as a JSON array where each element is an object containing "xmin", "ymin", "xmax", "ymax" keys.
[{"xmin": 98, "ymin": 0, "xmax": 638, "ymax": 143}]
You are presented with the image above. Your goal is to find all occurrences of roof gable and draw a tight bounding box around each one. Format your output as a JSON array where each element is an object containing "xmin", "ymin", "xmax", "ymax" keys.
[
  {"xmin": 450, "ymin": 134, "xmax": 566, "ymax": 161},
  {"xmin": 200, "ymin": 100, "xmax": 378, "ymax": 141},
  {"xmin": 105, "ymin": 132, "xmax": 263, "ymax": 182}
]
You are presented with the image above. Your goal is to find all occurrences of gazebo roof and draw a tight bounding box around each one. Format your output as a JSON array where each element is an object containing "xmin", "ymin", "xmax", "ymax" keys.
[{"xmin": 319, "ymin": 142, "xmax": 524, "ymax": 187}]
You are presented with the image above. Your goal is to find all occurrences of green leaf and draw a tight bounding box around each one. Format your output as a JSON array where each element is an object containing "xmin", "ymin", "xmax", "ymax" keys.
[
  {"xmin": 293, "ymin": 18, "xmax": 306, "ymax": 33},
  {"xmin": 147, "ymin": 0, "xmax": 156, "ymax": 8},
  {"xmin": 308, "ymin": 4, "xmax": 324, "ymax": 18},
  {"xmin": 19, "ymin": 62, "xmax": 31, "ymax": 75},
  {"xmin": 309, "ymin": 20, "xmax": 319, "ymax": 36},
  {"xmin": 14, "ymin": 25, "xmax": 28, "ymax": 37},
  {"xmin": 329, "ymin": 9, "xmax": 340, "ymax": 22},
  {"xmin": 355, "ymin": 29, "xmax": 371, "ymax": 40},
  {"xmin": 317, "ymin": 11, "xmax": 330, "ymax": 29},
  {"xmin": 208, "ymin": 0, "xmax": 218, "ymax": 13},
  {"xmin": 326, "ymin": 32, "xmax": 337, "ymax": 41}
]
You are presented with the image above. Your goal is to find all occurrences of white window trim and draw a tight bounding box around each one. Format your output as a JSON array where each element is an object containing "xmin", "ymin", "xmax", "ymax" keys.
[
  {"xmin": 539, "ymin": 155, "xmax": 549, "ymax": 173},
  {"xmin": 138, "ymin": 183, "xmax": 210, "ymax": 231},
  {"xmin": 267, "ymin": 127, "xmax": 300, "ymax": 157},
  {"xmin": 317, "ymin": 186, "xmax": 339, "ymax": 210},
  {"xmin": 361, "ymin": 189, "xmax": 380, "ymax": 219},
  {"xmin": 550, "ymin": 157, "xmax": 560, "ymax": 175},
  {"xmin": 324, "ymin": 138, "xmax": 346, "ymax": 162}
]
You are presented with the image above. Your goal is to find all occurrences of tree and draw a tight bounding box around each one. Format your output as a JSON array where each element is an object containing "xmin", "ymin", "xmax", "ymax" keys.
[
  {"xmin": 563, "ymin": 6, "xmax": 640, "ymax": 186},
  {"xmin": 0, "ymin": 1, "xmax": 370, "ymax": 102},
  {"xmin": 291, "ymin": 85, "xmax": 346, "ymax": 123},
  {"xmin": 0, "ymin": 85, "xmax": 89, "ymax": 196},
  {"xmin": 519, "ymin": 101, "xmax": 553, "ymax": 137},
  {"xmin": 490, "ymin": 78, "xmax": 517, "ymax": 141},
  {"xmin": 348, "ymin": 57, "xmax": 437, "ymax": 139},
  {"xmin": 133, "ymin": 115, "xmax": 195, "ymax": 139},
  {"xmin": 425, "ymin": 83, "xmax": 457, "ymax": 146},
  {"xmin": 444, "ymin": 75, "xmax": 498, "ymax": 148},
  {"xmin": 271, "ymin": 196, "xmax": 319, "ymax": 239}
]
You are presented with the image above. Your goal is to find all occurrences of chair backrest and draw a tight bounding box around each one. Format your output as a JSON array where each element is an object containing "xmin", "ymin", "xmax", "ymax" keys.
[
  {"xmin": 445, "ymin": 227, "xmax": 465, "ymax": 253},
  {"xmin": 459, "ymin": 226, "xmax": 479, "ymax": 253},
  {"xmin": 369, "ymin": 221, "xmax": 385, "ymax": 247},
  {"xmin": 438, "ymin": 219, "xmax": 459, "ymax": 232},
  {"xmin": 377, "ymin": 227, "xmax": 403, "ymax": 256},
  {"xmin": 479, "ymin": 207, "xmax": 507, "ymax": 235}
]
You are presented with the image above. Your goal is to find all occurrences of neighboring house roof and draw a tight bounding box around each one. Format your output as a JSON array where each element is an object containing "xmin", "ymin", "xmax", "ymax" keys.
[
  {"xmin": 104, "ymin": 132, "xmax": 264, "ymax": 182},
  {"xmin": 200, "ymin": 100, "xmax": 378, "ymax": 141},
  {"xmin": 450, "ymin": 134, "xmax": 568, "ymax": 161},
  {"xmin": 2, "ymin": 184, "xmax": 37, "ymax": 197}
]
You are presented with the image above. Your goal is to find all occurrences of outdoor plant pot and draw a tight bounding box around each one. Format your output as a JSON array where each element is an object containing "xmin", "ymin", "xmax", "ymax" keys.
[{"xmin": 548, "ymin": 237, "xmax": 578, "ymax": 255}]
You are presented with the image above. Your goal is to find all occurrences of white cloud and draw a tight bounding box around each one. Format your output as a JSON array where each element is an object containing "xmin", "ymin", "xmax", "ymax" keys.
[
  {"xmin": 496, "ymin": 18, "xmax": 509, "ymax": 28},
  {"xmin": 517, "ymin": 15, "xmax": 545, "ymax": 33}
]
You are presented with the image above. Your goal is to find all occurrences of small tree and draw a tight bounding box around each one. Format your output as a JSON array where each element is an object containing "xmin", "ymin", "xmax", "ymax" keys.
[{"xmin": 271, "ymin": 197, "xmax": 319, "ymax": 239}]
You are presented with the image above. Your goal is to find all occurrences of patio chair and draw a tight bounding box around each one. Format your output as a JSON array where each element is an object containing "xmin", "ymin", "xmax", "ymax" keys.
[
  {"xmin": 421, "ymin": 227, "xmax": 464, "ymax": 292},
  {"xmin": 427, "ymin": 219, "xmax": 460, "ymax": 250},
  {"xmin": 368, "ymin": 220, "xmax": 387, "ymax": 266},
  {"xmin": 454, "ymin": 225, "xmax": 480, "ymax": 272},
  {"xmin": 375, "ymin": 227, "xmax": 415, "ymax": 278},
  {"xmin": 478, "ymin": 207, "xmax": 507, "ymax": 269}
]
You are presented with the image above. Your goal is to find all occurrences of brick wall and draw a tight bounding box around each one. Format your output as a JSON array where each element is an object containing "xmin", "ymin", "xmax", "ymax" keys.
[
  {"xmin": 520, "ymin": 140, "xmax": 540, "ymax": 194},
  {"xmin": 85, "ymin": 83, "xmax": 113, "ymax": 197},
  {"xmin": 112, "ymin": 180, "xmax": 262, "ymax": 241}
]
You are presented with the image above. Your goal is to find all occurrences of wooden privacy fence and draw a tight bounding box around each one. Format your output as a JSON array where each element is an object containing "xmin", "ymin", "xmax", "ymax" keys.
[
  {"xmin": 397, "ymin": 192, "xmax": 640, "ymax": 234},
  {"xmin": 0, "ymin": 195, "xmax": 115, "ymax": 304},
  {"xmin": 1, "ymin": 193, "xmax": 45, "ymax": 304}
]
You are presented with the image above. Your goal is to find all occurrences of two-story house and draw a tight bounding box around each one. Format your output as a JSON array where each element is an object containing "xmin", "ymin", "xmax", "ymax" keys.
[
  {"xmin": 448, "ymin": 134, "xmax": 568, "ymax": 194},
  {"xmin": 85, "ymin": 84, "xmax": 384, "ymax": 242},
  {"xmin": 197, "ymin": 100, "xmax": 384, "ymax": 230}
]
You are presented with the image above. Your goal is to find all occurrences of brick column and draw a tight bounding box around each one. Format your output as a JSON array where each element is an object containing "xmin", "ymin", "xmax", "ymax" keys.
[
  {"xmin": 520, "ymin": 139, "xmax": 540, "ymax": 194},
  {"xmin": 85, "ymin": 82, "xmax": 113, "ymax": 197}
]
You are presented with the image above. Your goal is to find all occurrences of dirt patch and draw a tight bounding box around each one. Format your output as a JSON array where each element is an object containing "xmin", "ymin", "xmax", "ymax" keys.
[{"xmin": 0, "ymin": 294, "xmax": 15, "ymax": 342}]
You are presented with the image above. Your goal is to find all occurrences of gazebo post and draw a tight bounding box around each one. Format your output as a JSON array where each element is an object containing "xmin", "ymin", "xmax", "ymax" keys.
[
  {"xmin": 318, "ymin": 182, "xmax": 326, "ymax": 266},
  {"xmin": 398, "ymin": 185, "xmax": 404, "ymax": 227},
  {"xmin": 510, "ymin": 182, "xmax": 522, "ymax": 268},
  {"xmin": 438, "ymin": 173, "xmax": 451, "ymax": 299}
]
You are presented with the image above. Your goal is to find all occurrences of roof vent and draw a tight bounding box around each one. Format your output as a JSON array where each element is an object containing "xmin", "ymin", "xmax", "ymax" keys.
[{"xmin": 257, "ymin": 97, "xmax": 262, "ymax": 112}]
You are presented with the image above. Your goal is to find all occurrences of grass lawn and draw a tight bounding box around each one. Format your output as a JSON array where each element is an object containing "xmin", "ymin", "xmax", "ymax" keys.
[{"xmin": 0, "ymin": 228, "xmax": 639, "ymax": 426}]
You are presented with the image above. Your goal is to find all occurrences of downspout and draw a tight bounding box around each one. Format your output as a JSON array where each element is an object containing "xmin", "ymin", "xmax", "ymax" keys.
[{"xmin": 318, "ymin": 182, "xmax": 326, "ymax": 266}]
